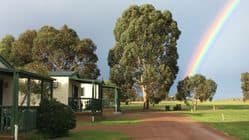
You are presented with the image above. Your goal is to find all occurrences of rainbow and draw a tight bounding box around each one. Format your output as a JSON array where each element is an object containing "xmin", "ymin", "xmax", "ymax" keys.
[{"xmin": 185, "ymin": 0, "xmax": 240, "ymax": 77}]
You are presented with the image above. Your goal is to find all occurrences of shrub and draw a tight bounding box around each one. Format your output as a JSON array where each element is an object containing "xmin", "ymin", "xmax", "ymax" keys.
[{"xmin": 37, "ymin": 98, "xmax": 76, "ymax": 137}]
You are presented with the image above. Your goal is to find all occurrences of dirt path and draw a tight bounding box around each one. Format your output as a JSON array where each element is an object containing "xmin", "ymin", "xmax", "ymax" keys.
[{"xmin": 75, "ymin": 111, "xmax": 238, "ymax": 140}]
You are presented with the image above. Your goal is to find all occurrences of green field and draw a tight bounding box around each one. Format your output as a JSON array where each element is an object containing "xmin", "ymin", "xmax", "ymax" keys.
[{"xmin": 121, "ymin": 100, "xmax": 249, "ymax": 140}]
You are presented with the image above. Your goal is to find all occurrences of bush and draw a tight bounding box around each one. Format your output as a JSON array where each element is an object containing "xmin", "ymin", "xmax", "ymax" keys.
[{"xmin": 37, "ymin": 99, "xmax": 76, "ymax": 138}]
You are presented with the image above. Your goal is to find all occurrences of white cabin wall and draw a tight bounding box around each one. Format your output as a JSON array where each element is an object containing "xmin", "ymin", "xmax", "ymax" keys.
[
  {"xmin": 80, "ymin": 83, "xmax": 99, "ymax": 99},
  {"xmin": 52, "ymin": 77, "xmax": 69, "ymax": 105}
]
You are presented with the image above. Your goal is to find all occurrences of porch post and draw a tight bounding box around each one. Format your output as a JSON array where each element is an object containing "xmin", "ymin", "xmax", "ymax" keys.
[
  {"xmin": 91, "ymin": 82, "xmax": 94, "ymax": 113},
  {"xmin": 11, "ymin": 71, "xmax": 19, "ymax": 133},
  {"xmin": 92, "ymin": 82, "xmax": 94, "ymax": 99},
  {"xmin": 99, "ymin": 83, "xmax": 103, "ymax": 112},
  {"xmin": 27, "ymin": 78, "xmax": 31, "ymax": 107},
  {"xmin": 117, "ymin": 88, "xmax": 120, "ymax": 112},
  {"xmin": 40, "ymin": 80, "xmax": 44, "ymax": 101},
  {"xmin": 114, "ymin": 87, "xmax": 118, "ymax": 112},
  {"xmin": 50, "ymin": 81, "xmax": 53, "ymax": 99},
  {"xmin": 94, "ymin": 84, "xmax": 97, "ymax": 99}
]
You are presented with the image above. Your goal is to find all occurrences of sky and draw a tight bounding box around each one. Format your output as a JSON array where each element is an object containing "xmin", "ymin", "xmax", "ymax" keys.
[{"xmin": 0, "ymin": 0, "xmax": 248, "ymax": 99}]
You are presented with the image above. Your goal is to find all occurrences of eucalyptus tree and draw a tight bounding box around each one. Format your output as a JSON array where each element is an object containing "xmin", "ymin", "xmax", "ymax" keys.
[
  {"xmin": 108, "ymin": 4, "xmax": 181, "ymax": 109},
  {"xmin": 176, "ymin": 74, "xmax": 217, "ymax": 111},
  {"xmin": 0, "ymin": 25, "xmax": 100, "ymax": 79},
  {"xmin": 0, "ymin": 35, "xmax": 15, "ymax": 60}
]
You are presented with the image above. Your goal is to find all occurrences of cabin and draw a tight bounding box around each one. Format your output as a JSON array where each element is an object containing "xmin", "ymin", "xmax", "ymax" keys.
[
  {"xmin": 0, "ymin": 55, "xmax": 54, "ymax": 133},
  {"xmin": 49, "ymin": 71, "xmax": 104, "ymax": 112},
  {"xmin": 0, "ymin": 54, "xmax": 121, "ymax": 134}
]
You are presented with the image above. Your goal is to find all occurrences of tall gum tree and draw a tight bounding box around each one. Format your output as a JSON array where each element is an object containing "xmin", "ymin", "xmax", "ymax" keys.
[{"xmin": 108, "ymin": 4, "xmax": 181, "ymax": 109}]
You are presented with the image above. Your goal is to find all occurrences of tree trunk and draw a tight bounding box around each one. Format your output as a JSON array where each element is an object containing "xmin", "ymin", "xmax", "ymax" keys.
[
  {"xmin": 192, "ymin": 99, "xmax": 197, "ymax": 111},
  {"xmin": 192, "ymin": 98, "xmax": 197, "ymax": 111},
  {"xmin": 195, "ymin": 99, "xmax": 198, "ymax": 111},
  {"xmin": 20, "ymin": 94, "xmax": 27, "ymax": 106},
  {"xmin": 191, "ymin": 99, "xmax": 194, "ymax": 111},
  {"xmin": 141, "ymin": 85, "xmax": 149, "ymax": 110}
]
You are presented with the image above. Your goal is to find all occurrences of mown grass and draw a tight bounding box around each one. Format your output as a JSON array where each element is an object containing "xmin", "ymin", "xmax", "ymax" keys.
[
  {"xmin": 79, "ymin": 114, "xmax": 143, "ymax": 126},
  {"xmin": 79, "ymin": 118, "xmax": 142, "ymax": 126},
  {"xmin": 121, "ymin": 100, "xmax": 249, "ymax": 140},
  {"xmin": 99, "ymin": 118, "xmax": 142, "ymax": 125},
  {"xmin": 184, "ymin": 101, "xmax": 249, "ymax": 140},
  {"xmin": 60, "ymin": 130, "xmax": 131, "ymax": 140},
  {"xmin": 23, "ymin": 130, "xmax": 131, "ymax": 140},
  {"xmin": 24, "ymin": 100, "xmax": 249, "ymax": 140}
]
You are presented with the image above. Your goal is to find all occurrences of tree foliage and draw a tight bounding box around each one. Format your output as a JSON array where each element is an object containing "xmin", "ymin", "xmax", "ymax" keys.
[
  {"xmin": 0, "ymin": 35, "xmax": 15, "ymax": 60},
  {"xmin": 108, "ymin": 4, "xmax": 181, "ymax": 109},
  {"xmin": 0, "ymin": 25, "xmax": 100, "ymax": 79},
  {"xmin": 241, "ymin": 72, "xmax": 249, "ymax": 101},
  {"xmin": 175, "ymin": 74, "xmax": 217, "ymax": 111}
]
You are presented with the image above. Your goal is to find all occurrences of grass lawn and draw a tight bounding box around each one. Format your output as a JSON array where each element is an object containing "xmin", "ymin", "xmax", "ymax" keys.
[
  {"xmin": 121, "ymin": 100, "xmax": 249, "ymax": 140},
  {"xmin": 60, "ymin": 130, "xmax": 131, "ymax": 140},
  {"xmin": 184, "ymin": 101, "xmax": 249, "ymax": 140},
  {"xmin": 79, "ymin": 115, "xmax": 143, "ymax": 126},
  {"xmin": 98, "ymin": 118, "xmax": 142, "ymax": 125},
  {"xmin": 23, "ymin": 130, "xmax": 131, "ymax": 140},
  {"xmin": 24, "ymin": 100, "xmax": 249, "ymax": 140}
]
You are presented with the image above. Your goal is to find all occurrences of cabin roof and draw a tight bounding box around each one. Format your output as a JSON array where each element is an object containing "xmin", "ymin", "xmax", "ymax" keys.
[
  {"xmin": 0, "ymin": 55, "xmax": 14, "ymax": 70},
  {"xmin": 0, "ymin": 55, "xmax": 54, "ymax": 81},
  {"xmin": 49, "ymin": 71, "xmax": 103, "ymax": 84},
  {"xmin": 48, "ymin": 71, "xmax": 76, "ymax": 76}
]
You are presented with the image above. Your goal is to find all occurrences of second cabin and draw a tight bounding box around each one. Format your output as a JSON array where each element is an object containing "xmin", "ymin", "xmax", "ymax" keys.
[{"xmin": 49, "ymin": 71, "xmax": 103, "ymax": 112}]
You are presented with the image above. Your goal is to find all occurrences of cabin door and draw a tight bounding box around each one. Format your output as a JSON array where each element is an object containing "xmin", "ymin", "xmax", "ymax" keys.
[{"xmin": 73, "ymin": 85, "xmax": 78, "ymax": 98}]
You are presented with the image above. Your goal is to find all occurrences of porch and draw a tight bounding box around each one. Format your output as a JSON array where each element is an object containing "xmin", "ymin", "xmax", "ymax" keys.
[
  {"xmin": 0, "ymin": 68, "xmax": 54, "ymax": 133},
  {"xmin": 68, "ymin": 77, "xmax": 103, "ymax": 113}
]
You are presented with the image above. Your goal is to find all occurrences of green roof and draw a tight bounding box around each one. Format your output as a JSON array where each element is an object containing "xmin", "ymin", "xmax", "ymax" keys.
[
  {"xmin": 0, "ymin": 54, "xmax": 54, "ymax": 81},
  {"xmin": 49, "ymin": 71, "xmax": 103, "ymax": 84},
  {"xmin": 18, "ymin": 70, "xmax": 55, "ymax": 81},
  {"xmin": 70, "ymin": 77, "xmax": 103, "ymax": 84},
  {"xmin": 0, "ymin": 55, "xmax": 14, "ymax": 70},
  {"xmin": 48, "ymin": 71, "xmax": 76, "ymax": 76}
]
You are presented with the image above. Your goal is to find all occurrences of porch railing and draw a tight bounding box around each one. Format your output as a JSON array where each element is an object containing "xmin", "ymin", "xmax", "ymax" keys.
[
  {"xmin": 68, "ymin": 97, "xmax": 102, "ymax": 112},
  {"xmin": 0, "ymin": 106, "xmax": 11, "ymax": 132},
  {"xmin": 102, "ymin": 99, "xmax": 115, "ymax": 108},
  {"xmin": 0, "ymin": 106, "xmax": 38, "ymax": 132},
  {"xmin": 18, "ymin": 106, "xmax": 38, "ymax": 131}
]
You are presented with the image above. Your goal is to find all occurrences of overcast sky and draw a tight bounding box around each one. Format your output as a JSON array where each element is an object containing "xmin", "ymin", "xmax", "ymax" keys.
[{"xmin": 0, "ymin": 0, "xmax": 248, "ymax": 99}]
